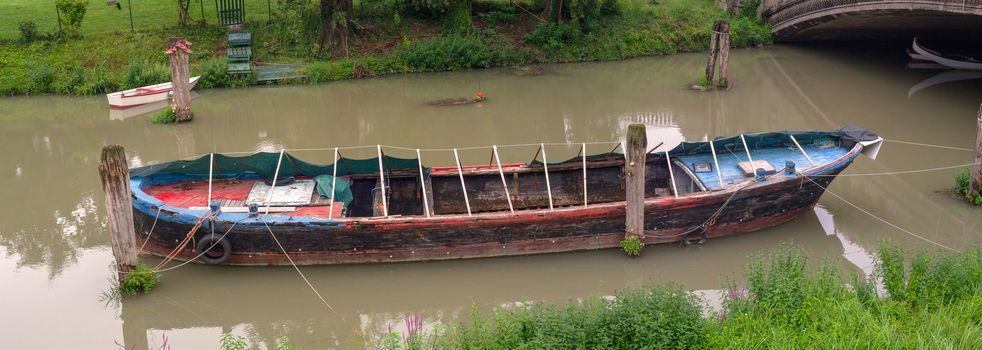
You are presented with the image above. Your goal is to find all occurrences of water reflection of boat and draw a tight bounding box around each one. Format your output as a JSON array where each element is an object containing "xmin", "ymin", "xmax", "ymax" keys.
[
  {"xmin": 129, "ymin": 128, "xmax": 882, "ymax": 266},
  {"xmin": 907, "ymin": 70, "xmax": 982, "ymax": 98},
  {"xmin": 912, "ymin": 38, "xmax": 982, "ymax": 71}
]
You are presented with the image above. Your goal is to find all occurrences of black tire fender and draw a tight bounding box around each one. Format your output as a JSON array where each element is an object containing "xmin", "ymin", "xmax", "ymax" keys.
[{"xmin": 196, "ymin": 233, "xmax": 232, "ymax": 264}]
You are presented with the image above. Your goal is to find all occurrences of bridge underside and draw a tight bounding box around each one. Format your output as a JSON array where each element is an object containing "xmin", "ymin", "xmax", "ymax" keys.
[{"xmin": 773, "ymin": 9, "xmax": 982, "ymax": 42}]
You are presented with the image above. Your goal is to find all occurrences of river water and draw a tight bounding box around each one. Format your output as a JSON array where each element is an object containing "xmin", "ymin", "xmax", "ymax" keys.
[{"xmin": 1, "ymin": 45, "xmax": 980, "ymax": 349}]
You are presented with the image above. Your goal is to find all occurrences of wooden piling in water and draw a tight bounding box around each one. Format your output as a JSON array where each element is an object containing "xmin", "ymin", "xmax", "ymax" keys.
[
  {"xmin": 167, "ymin": 37, "xmax": 193, "ymax": 122},
  {"xmin": 625, "ymin": 124, "xmax": 647, "ymax": 249},
  {"xmin": 704, "ymin": 21, "xmax": 721, "ymax": 86},
  {"xmin": 972, "ymin": 103, "xmax": 982, "ymax": 197},
  {"xmin": 717, "ymin": 21, "xmax": 731, "ymax": 89},
  {"xmin": 98, "ymin": 145, "xmax": 138, "ymax": 282}
]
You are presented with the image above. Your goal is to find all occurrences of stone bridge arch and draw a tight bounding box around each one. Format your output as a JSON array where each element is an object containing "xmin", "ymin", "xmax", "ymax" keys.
[{"xmin": 760, "ymin": 0, "xmax": 982, "ymax": 41}]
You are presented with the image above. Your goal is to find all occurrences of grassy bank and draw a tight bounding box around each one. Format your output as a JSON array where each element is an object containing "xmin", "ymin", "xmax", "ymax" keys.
[
  {"xmin": 0, "ymin": 0, "xmax": 770, "ymax": 96},
  {"xmin": 373, "ymin": 244, "xmax": 981, "ymax": 349}
]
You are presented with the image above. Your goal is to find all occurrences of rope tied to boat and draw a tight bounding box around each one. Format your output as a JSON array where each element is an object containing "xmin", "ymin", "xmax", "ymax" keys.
[
  {"xmin": 262, "ymin": 221, "xmax": 337, "ymax": 313},
  {"xmin": 153, "ymin": 210, "xmax": 216, "ymax": 271},
  {"xmin": 644, "ymin": 180, "xmax": 754, "ymax": 240},
  {"xmin": 154, "ymin": 217, "xmax": 246, "ymax": 273},
  {"xmin": 802, "ymin": 175, "xmax": 959, "ymax": 253}
]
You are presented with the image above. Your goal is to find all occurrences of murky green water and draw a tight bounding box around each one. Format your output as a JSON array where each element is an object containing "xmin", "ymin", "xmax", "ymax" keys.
[{"xmin": 1, "ymin": 45, "xmax": 980, "ymax": 349}]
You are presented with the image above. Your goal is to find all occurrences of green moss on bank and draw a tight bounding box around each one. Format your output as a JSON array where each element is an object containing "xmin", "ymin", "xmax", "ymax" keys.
[{"xmin": 0, "ymin": 0, "xmax": 771, "ymax": 96}]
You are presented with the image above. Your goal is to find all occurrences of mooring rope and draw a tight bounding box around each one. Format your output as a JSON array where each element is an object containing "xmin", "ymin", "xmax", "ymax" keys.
[
  {"xmin": 884, "ymin": 138, "xmax": 973, "ymax": 152},
  {"xmin": 803, "ymin": 175, "xmax": 959, "ymax": 252},
  {"xmin": 645, "ymin": 180, "xmax": 754, "ymax": 239},
  {"xmin": 262, "ymin": 221, "xmax": 337, "ymax": 312},
  {"xmin": 138, "ymin": 206, "xmax": 164, "ymax": 253},
  {"xmin": 811, "ymin": 162, "xmax": 979, "ymax": 177},
  {"xmin": 154, "ymin": 212, "xmax": 214, "ymax": 271},
  {"xmin": 154, "ymin": 217, "xmax": 245, "ymax": 273}
]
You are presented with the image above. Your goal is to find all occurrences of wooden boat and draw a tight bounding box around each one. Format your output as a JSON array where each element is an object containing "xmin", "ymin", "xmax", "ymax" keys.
[
  {"xmin": 912, "ymin": 38, "xmax": 982, "ymax": 71},
  {"xmin": 106, "ymin": 76, "xmax": 200, "ymax": 109},
  {"xmin": 129, "ymin": 127, "xmax": 882, "ymax": 266}
]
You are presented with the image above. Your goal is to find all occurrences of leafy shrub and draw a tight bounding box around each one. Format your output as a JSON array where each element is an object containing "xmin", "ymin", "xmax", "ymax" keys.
[
  {"xmin": 954, "ymin": 169, "xmax": 982, "ymax": 205},
  {"xmin": 56, "ymin": 0, "xmax": 89, "ymax": 38},
  {"xmin": 524, "ymin": 23, "xmax": 582, "ymax": 54},
  {"xmin": 476, "ymin": 9, "xmax": 517, "ymax": 24},
  {"xmin": 620, "ymin": 235, "xmax": 642, "ymax": 256},
  {"xmin": 56, "ymin": 64, "xmax": 88, "ymax": 94},
  {"xmin": 444, "ymin": 0, "xmax": 473, "ymax": 34},
  {"xmin": 600, "ymin": 0, "xmax": 622, "ymax": 16},
  {"xmin": 28, "ymin": 63, "xmax": 56, "ymax": 94},
  {"xmin": 569, "ymin": 0, "xmax": 602, "ymax": 33},
  {"xmin": 79, "ymin": 66, "xmax": 118, "ymax": 95},
  {"xmin": 119, "ymin": 263, "xmax": 159, "ymax": 295},
  {"xmin": 197, "ymin": 58, "xmax": 230, "ymax": 89},
  {"xmin": 19, "ymin": 20, "xmax": 38, "ymax": 43},
  {"xmin": 402, "ymin": 35, "xmax": 493, "ymax": 71},
  {"xmin": 151, "ymin": 108, "xmax": 177, "ymax": 124},
  {"xmin": 219, "ymin": 332, "xmax": 249, "ymax": 350},
  {"xmin": 422, "ymin": 284, "xmax": 707, "ymax": 349},
  {"xmin": 124, "ymin": 62, "xmax": 170, "ymax": 89},
  {"xmin": 304, "ymin": 60, "xmax": 355, "ymax": 83}
]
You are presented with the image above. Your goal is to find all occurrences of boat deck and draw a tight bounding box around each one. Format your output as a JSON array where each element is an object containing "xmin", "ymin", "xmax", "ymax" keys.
[
  {"xmin": 676, "ymin": 143, "xmax": 849, "ymax": 190},
  {"xmin": 144, "ymin": 179, "xmax": 341, "ymax": 219}
]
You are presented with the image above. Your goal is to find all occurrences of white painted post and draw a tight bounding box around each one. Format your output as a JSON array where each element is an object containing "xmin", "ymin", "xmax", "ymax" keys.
[
  {"xmin": 264, "ymin": 150, "xmax": 285, "ymax": 215},
  {"xmin": 377, "ymin": 145, "xmax": 388, "ymax": 217},
  {"xmin": 328, "ymin": 148, "xmax": 338, "ymax": 220},
  {"xmin": 709, "ymin": 140, "xmax": 725, "ymax": 189},
  {"xmin": 492, "ymin": 145, "xmax": 514, "ymax": 213},
  {"xmin": 664, "ymin": 147, "xmax": 679, "ymax": 199},
  {"xmin": 541, "ymin": 143, "xmax": 554, "ymax": 210},
  {"xmin": 453, "ymin": 148, "xmax": 472, "ymax": 216},
  {"xmin": 739, "ymin": 134, "xmax": 755, "ymax": 165},
  {"xmin": 416, "ymin": 149, "xmax": 431, "ymax": 218},
  {"xmin": 582, "ymin": 143, "xmax": 588, "ymax": 207},
  {"xmin": 788, "ymin": 133, "xmax": 817, "ymax": 167},
  {"xmin": 206, "ymin": 153, "xmax": 214, "ymax": 206}
]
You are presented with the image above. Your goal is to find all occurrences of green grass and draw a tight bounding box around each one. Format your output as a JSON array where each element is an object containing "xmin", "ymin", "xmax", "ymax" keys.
[
  {"xmin": 373, "ymin": 244, "xmax": 982, "ymax": 349},
  {"xmin": 1, "ymin": 0, "xmax": 272, "ymax": 39},
  {"xmin": 0, "ymin": 0, "xmax": 771, "ymax": 96}
]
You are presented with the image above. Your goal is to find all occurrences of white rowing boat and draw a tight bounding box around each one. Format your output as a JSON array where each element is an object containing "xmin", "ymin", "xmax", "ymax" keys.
[
  {"xmin": 106, "ymin": 76, "xmax": 200, "ymax": 109},
  {"xmin": 912, "ymin": 38, "xmax": 982, "ymax": 71}
]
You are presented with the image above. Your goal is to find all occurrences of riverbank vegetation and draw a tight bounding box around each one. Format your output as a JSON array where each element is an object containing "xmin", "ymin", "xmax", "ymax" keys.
[
  {"xmin": 0, "ymin": 0, "xmax": 770, "ymax": 96},
  {"xmin": 954, "ymin": 169, "xmax": 982, "ymax": 205},
  {"xmin": 373, "ymin": 244, "xmax": 981, "ymax": 349}
]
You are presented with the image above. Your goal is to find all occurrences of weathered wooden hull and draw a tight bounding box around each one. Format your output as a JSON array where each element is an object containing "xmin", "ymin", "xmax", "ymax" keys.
[{"xmin": 134, "ymin": 147, "xmax": 854, "ymax": 266}]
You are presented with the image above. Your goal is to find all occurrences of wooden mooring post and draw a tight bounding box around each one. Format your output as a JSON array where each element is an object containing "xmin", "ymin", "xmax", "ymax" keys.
[
  {"xmin": 972, "ymin": 103, "xmax": 982, "ymax": 197},
  {"xmin": 166, "ymin": 38, "xmax": 193, "ymax": 122},
  {"xmin": 625, "ymin": 124, "xmax": 647, "ymax": 251},
  {"xmin": 98, "ymin": 145, "xmax": 138, "ymax": 282},
  {"xmin": 703, "ymin": 20, "xmax": 730, "ymax": 89}
]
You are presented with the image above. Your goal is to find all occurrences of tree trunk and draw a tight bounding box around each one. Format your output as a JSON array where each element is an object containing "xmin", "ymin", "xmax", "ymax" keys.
[
  {"xmin": 705, "ymin": 21, "xmax": 721, "ymax": 85},
  {"xmin": 318, "ymin": 0, "xmax": 354, "ymax": 55},
  {"xmin": 972, "ymin": 103, "xmax": 982, "ymax": 197},
  {"xmin": 99, "ymin": 145, "xmax": 138, "ymax": 283},
  {"xmin": 167, "ymin": 38, "xmax": 192, "ymax": 122},
  {"xmin": 717, "ymin": 21, "xmax": 731, "ymax": 88}
]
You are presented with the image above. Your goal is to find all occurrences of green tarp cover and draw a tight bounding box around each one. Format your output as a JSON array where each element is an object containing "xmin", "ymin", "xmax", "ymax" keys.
[
  {"xmin": 130, "ymin": 152, "xmax": 422, "ymax": 178},
  {"xmin": 314, "ymin": 175, "xmax": 353, "ymax": 206}
]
